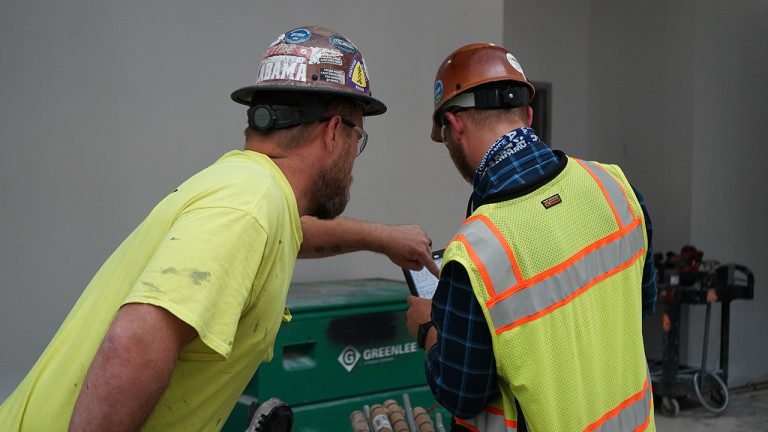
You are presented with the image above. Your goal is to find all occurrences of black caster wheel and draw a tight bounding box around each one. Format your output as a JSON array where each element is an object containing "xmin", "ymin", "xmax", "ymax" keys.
[{"xmin": 661, "ymin": 396, "xmax": 680, "ymax": 417}]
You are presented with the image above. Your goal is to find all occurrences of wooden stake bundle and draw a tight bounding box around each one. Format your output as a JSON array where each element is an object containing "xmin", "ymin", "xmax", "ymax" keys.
[
  {"xmin": 350, "ymin": 410, "xmax": 371, "ymax": 432},
  {"xmin": 369, "ymin": 404, "xmax": 393, "ymax": 432},
  {"xmin": 383, "ymin": 399, "xmax": 409, "ymax": 432},
  {"xmin": 412, "ymin": 406, "xmax": 435, "ymax": 432}
]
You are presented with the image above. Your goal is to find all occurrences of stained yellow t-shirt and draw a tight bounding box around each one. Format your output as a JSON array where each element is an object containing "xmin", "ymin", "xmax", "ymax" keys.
[{"xmin": 0, "ymin": 150, "xmax": 302, "ymax": 431}]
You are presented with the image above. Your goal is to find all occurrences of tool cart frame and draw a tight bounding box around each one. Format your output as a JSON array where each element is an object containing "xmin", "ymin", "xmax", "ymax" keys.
[{"xmin": 649, "ymin": 263, "xmax": 754, "ymax": 417}]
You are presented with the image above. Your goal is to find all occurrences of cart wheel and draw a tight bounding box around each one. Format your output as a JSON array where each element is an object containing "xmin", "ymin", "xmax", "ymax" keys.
[
  {"xmin": 693, "ymin": 370, "xmax": 729, "ymax": 414},
  {"xmin": 661, "ymin": 396, "xmax": 679, "ymax": 417}
]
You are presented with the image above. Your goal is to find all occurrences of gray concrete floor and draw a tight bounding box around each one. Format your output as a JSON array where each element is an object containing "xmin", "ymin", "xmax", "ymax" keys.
[{"xmin": 654, "ymin": 386, "xmax": 768, "ymax": 431}]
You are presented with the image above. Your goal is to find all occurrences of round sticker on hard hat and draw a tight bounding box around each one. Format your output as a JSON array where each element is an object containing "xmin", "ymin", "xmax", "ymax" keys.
[
  {"xmin": 434, "ymin": 80, "xmax": 444, "ymax": 105},
  {"xmin": 285, "ymin": 28, "xmax": 312, "ymax": 44},
  {"xmin": 506, "ymin": 53, "xmax": 525, "ymax": 75},
  {"xmin": 330, "ymin": 35, "xmax": 356, "ymax": 54}
]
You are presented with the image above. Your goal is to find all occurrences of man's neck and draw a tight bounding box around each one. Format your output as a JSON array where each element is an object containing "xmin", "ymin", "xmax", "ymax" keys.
[{"xmin": 244, "ymin": 139, "xmax": 322, "ymax": 217}]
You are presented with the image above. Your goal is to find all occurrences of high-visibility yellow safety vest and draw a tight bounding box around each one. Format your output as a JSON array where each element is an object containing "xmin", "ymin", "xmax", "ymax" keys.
[{"xmin": 444, "ymin": 157, "xmax": 655, "ymax": 432}]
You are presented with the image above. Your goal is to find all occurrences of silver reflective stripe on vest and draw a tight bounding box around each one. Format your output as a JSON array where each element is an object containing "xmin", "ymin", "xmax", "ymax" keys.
[
  {"xmin": 454, "ymin": 218, "xmax": 520, "ymax": 296},
  {"xmin": 577, "ymin": 159, "xmax": 635, "ymax": 228},
  {"xmin": 586, "ymin": 366, "xmax": 653, "ymax": 431},
  {"xmin": 486, "ymin": 222, "xmax": 645, "ymax": 332}
]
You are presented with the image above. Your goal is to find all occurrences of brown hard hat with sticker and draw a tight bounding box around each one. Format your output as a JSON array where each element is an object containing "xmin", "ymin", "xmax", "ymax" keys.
[{"xmin": 231, "ymin": 25, "xmax": 386, "ymax": 117}]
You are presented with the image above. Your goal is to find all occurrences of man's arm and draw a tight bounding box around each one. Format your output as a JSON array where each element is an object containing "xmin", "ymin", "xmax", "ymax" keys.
[
  {"xmin": 406, "ymin": 295, "xmax": 438, "ymax": 350},
  {"xmin": 406, "ymin": 262, "xmax": 498, "ymax": 418},
  {"xmin": 299, "ymin": 216, "xmax": 440, "ymax": 276},
  {"xmin": 69, "ymin": 303, "xmax": 197, "ymax": 432},
  {"xmin": 630, "ymin": 184, "xmax": 658, "ymax": 319}
]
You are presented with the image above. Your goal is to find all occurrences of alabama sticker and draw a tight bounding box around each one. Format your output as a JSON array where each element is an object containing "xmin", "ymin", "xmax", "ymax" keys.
[{"xmin": 257, "ymin": 55, "xmax": 307, "ymax": 82}]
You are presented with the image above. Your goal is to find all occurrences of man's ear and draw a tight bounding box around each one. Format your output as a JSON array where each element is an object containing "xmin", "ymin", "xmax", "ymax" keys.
[
  {"xmin": 444, "ymin": 111, "xmax": 465, "ymax": 140},
  {"xmin": 322, "ymin": 115, "xmax": 343, "ymax": 154},
  {"xmin": 526, "ymin": 106, "xmax": 533, "ymax": 127}
]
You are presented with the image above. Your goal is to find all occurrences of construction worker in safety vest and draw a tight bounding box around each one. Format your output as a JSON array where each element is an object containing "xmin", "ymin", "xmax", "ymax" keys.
[{"xmin": 406, "ymin": 43, "xmax": 658, "ymax": 432}]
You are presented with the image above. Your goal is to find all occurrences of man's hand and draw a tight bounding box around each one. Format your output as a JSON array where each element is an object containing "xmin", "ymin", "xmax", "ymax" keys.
[
  {"xmin": 406, "ymin": 296, "xmax": 436, "ymax": 351},
  {"xmin": 69, "ymin": 303, "xmax": 197, "ymax": 432},
  {"xmin": 379, "ymin": 224, "xmax": 440, "ymax": 277}
]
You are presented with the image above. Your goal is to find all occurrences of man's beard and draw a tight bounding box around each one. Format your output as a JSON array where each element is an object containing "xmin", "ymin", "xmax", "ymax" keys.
[
  {"xmin": 307, "ymin": 153, "xmax": 353, "ymax": 220},
  {"xmin": 447, "ymin": 138, "xmax": 475, "ymax": 184}
]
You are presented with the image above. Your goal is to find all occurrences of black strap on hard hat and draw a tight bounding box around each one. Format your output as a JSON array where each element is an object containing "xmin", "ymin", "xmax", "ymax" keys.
[
  {"xmin": 438, "ymin": 84, "xmax": 529, "ymax": 125},
  {"xmin": 247, "ymin": 104, "xmax": 328, "ymax": 131},
  {"xmin": 472, "ymin": 85, "xmax": 529, "ymax": 109}
]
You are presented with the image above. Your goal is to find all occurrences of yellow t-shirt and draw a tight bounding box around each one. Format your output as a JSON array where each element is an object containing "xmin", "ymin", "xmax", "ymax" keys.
[{"xmin": 0, "ymin": 150, "xmax": 302, "ymax": 431}]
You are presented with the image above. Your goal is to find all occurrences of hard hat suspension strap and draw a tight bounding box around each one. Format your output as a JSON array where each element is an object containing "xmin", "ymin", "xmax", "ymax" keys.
[{"xmin": 247, "ymin": 104, "xmax": 328, "ymax": 131}]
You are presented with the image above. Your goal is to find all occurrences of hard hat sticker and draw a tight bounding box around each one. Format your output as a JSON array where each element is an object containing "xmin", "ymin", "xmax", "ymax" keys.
[
  {"xmin": 346, "ymin": 55, "xmax": 368, "ymax": 93},
  {"xmin": 434, "ymin": 80, "xmax": 444, "ymax": 104},
  {"xmin": 257, "ymin": 55, "xmax": 307, "ymax": 83},
  {"xmin": 263, "ymin": 45, "xmax": 343, "ymax": 66},
  {"xmin": 506, "ymin": 53, "xmax": 525, "ymax": 75},
  {"xmin": 308, "ymin": 48, "xmax": 343, "ymax": 65},
  {"xmin": 330, "ymin": 35, "xmax": 356, "ymax": 54},
  {"xmin": 319, "ymin": 68, "xmax": 345, "ymax": 85},
  {"xmin": 264, "ymin": 43, "xmax": 312, "ymax": 59},
  {"xmin": 285, "ymin": 28, "xmax": 312, "ymax": 44}
]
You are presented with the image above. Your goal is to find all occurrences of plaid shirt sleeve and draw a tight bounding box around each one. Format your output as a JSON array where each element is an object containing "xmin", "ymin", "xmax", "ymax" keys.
[
  {"xmin": 630, "ymin": 184, "xmax": 658, "ymax": 320},
  {"xmin": 425, "ymin": 261, "xmax": 499, "ymax": 418}
]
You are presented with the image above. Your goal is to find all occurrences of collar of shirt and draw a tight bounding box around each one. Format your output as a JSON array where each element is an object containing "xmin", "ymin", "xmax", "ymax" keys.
[{"xmin": 471, "ymin": 127, "xmax": 559, "ymax": 211}]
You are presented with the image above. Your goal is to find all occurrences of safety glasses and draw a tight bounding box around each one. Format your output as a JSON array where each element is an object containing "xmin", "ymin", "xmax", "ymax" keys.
[{"xmin": 319, "ymin": 117, "xmax": 368, "ymax": 157}]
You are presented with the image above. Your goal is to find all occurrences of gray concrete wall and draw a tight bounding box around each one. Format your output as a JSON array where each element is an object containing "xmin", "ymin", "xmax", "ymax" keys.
[{"xmin": 688, "ymin": 0, "xmax": 768, "ymax": 389}]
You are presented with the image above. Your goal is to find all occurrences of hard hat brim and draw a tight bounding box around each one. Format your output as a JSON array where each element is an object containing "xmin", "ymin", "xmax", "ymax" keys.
[{"xmin": 231, "ymin": 85, "xmax": 387, "ymax": 116}]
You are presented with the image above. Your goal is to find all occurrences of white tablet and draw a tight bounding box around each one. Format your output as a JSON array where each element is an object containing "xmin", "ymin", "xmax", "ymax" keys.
[{"xmin": 402, "ymin": 249, "xmax": 444, "ymax": 299}]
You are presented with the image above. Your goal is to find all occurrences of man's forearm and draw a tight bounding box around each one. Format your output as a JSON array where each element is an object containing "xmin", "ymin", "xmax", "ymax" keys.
[
  {"xmin": 298, "ymin": 216, "xmax": 383, "ymax": 258},
  {"xmin": 298, "ymin": 216, "xmax": 439, "ymax": 275}
]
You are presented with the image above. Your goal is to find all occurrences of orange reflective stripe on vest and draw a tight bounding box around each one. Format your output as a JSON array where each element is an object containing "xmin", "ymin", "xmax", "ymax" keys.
[
  {"xmin": 452, "ymin": 214, "xmax": 523, "ymax": 298},
  {"xmin": 574, "ymin": 159, "xmax": 638, "ymax": 228},
  {"xmin": 584, "ymin": 366, "xmax": 654, "ymax": 432},
  {"xmin": 455, "ymin": 405, "xmax": 518, "ymax": 432}
]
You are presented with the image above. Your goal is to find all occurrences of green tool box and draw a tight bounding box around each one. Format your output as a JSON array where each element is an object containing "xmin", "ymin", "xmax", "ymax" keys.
[{"xmin": 222, "ymin": 278, "xmax": 450, "ymax": 432}]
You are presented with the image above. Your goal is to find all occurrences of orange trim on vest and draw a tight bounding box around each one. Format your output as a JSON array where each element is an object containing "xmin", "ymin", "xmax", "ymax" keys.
[
  {"xmin": 573, "ymin": 158, "xmax": 624, "ymax": 229},
  {"xmin": 464, "ymin": 214, "xmax": 524, "ymax": 291},
  {"xmin": 486, "ymin": 218, "xmax": 643, "ymax": 309},
  {"xmin": 454, "ymin": 234, "xmax": 496, "ymax": 297},
  {"xmin": 494, "ymin": 247, "xmax": 645, "ymax": 334},
  {"xmin": 486, "ymin": 405, "xmax": 505, "ymax": 416},
  {"xmin": 592, "ymin": 162, "xmax": 638, "ymax": 221},
  {"xmin": 455, "ymin": 417, "xmax": 481, "ymax": 432},
  {"xmin": 455, "ymin": 407, "xmax": 519, "ymax": 431},
  {"xmin": 583, "ymin": 374, "xmax": 652, "ymax": 432}
]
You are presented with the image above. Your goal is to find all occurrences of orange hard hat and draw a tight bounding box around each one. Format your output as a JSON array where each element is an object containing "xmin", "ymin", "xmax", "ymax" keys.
[
  {"xmin": 431, "ymin": 43, "xmax": 535, "ymax": 142},
  {"xmin": 232, "ymin": 25, "xmax": 386, "ymax": 117}
]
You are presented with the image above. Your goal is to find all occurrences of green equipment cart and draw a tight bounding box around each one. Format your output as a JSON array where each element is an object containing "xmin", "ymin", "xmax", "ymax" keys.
[{"xmin": 221, "ymin": 278, "xmax": 450, "ymax": 432}]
